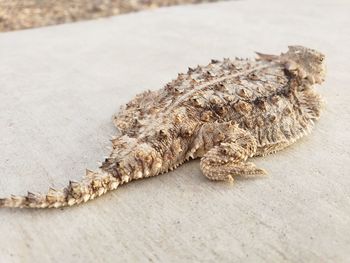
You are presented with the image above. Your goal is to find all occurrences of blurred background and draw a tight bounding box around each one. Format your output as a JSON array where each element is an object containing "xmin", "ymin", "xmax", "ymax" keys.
[{"xmin": 0, "ymin": 0, "xmax": 221, "ymax": 32}]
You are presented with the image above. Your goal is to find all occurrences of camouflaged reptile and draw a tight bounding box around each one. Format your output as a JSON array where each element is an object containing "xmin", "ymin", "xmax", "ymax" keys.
[{"xmin": 0, "ymin": 45, "xmax": 326, "ymax": 208}]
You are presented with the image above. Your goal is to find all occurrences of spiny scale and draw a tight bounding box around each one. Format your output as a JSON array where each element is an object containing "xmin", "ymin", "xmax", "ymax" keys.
[{"xmin": 0, "ymin": 45, "xmax": 326, "ymax": 208}]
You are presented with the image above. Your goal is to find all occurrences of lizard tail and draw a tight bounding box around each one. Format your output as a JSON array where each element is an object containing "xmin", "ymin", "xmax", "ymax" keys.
[{"xmin": 0, "ymin": 170, "xmax": 121, "ymax": 209}]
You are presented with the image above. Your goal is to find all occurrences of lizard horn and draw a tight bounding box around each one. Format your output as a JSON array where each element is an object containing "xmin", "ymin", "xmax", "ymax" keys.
[{"xmin": 255, "ymin": 51, "xmax": 279, "ymax": 61}]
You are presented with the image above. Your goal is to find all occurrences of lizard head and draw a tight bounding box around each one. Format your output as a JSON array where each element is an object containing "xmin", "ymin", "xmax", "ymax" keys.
[{"xmin": 282, "ymin": 45, "xmax": 326, "ymax": 85}]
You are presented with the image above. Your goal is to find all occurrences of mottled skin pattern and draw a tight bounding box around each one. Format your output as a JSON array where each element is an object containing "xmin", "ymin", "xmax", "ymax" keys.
[{"xmin": 0, "ymin": 46, "xmax": 326, "ymax": 208}]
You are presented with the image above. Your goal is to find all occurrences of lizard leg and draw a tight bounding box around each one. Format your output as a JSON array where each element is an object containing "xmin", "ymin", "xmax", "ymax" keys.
[{"xmin": 196, "ymin": 123, "xmax": 266, "ymax": 182}]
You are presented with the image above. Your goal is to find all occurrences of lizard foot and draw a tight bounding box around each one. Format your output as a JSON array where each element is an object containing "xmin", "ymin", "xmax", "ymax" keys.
[{"xmin": 199, "ymin": 128, "xmax": 267, "ymax": 182}]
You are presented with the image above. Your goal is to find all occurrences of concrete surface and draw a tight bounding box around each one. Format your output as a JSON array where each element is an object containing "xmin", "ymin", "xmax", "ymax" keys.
[{"xmin": 0, "ymin": 0, "xmax": 349, "ymax": 262}]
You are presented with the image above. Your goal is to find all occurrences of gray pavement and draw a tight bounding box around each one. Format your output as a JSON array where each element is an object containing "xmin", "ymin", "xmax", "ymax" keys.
[{"xmin": 0, "ymin": 0, "xmax": 349, "ymax": 262}]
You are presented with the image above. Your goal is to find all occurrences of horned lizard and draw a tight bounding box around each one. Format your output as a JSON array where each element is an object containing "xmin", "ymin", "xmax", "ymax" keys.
[{"xmin": 0, "ymin": 45, "xmax": 326, "ymax": 208}]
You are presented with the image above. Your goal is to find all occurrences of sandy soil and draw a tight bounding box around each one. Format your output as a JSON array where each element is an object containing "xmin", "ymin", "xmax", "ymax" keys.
[{"xmin": 0, "ymin": 0, "xmax": 220, "ymax": 32}]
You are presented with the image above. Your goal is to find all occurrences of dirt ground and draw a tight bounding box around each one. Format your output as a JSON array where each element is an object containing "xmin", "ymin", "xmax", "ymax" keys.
[{"xmin": 0, "ymin": 0, "xmax": 220, "ymax": 32}]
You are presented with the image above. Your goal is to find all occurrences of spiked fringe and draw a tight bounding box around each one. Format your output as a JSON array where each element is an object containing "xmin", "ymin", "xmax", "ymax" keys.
[{"xmin": 0, "ymin": 170, "xmax": 120, "ymax": 209}]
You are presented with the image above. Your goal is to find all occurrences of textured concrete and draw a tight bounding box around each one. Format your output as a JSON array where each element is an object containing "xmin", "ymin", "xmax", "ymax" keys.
[{"xmin": 0, "ymin": 0, "xmax": 349, "ymax": 262}]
